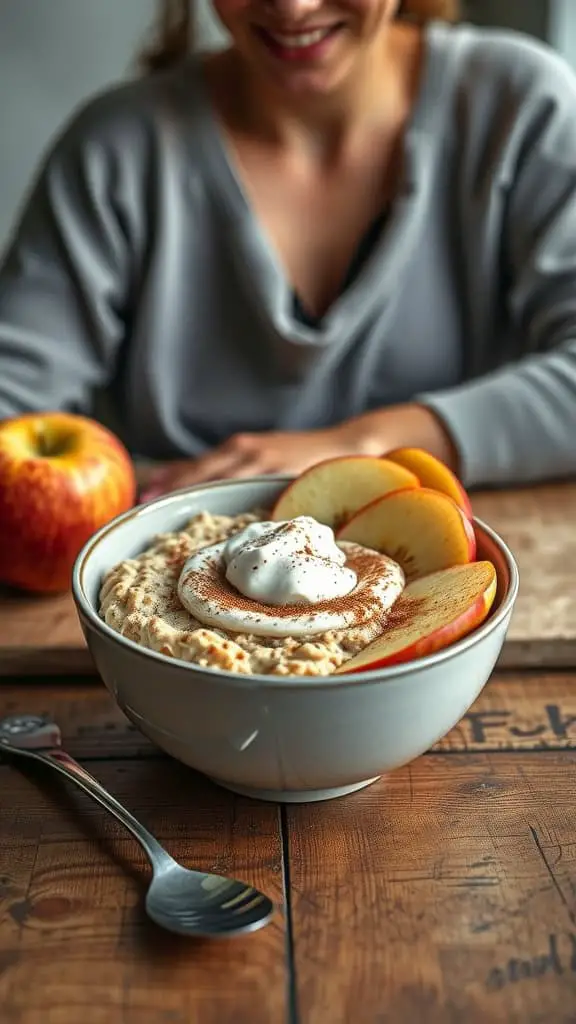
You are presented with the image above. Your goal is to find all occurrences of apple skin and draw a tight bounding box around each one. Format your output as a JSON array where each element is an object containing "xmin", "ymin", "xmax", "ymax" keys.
[
  {"xmin": 337, "ymin": 487, "xmax": 477, "ymax": 580},
  {"xmin": 342, "ymin": 588, "xmax": 494, "ymax": 671},
  {"xmin": 385, "ymin": 447, "xmax": 473, "ymax": 519},
  {"xmin": 0, "ymin": 412, "xmax": 136, "ymax": 593},
  {"xmin": 335, "ymin": 562, "xmax": 497, "ymax": 674},
  {"xmin": 271, "ymin": 455, "xmax": 419, "ymax": 529}
]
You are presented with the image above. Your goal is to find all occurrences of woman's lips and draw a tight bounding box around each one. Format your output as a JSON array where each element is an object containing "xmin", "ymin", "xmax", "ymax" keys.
[{"xmin": 255, "ymin": 25, "xmax": 342, "ymax": 62}]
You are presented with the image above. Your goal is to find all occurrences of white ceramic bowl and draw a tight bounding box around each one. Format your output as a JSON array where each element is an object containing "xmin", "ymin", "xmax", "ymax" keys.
[{"xmin": 72, "ymin": 476, "xmax": 519, "ymax": 803}]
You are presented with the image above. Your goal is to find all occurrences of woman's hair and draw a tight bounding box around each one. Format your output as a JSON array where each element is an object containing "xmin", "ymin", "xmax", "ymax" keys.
[{"xmin": 138, "ymin": 0, "xmax": 460, "ymax": 74}]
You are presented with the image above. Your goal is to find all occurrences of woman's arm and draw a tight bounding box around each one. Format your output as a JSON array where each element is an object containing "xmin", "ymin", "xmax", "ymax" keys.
[
  {"xmin": 0, "ymin": 98, "xmax": 132, "ymax": 420},
  {"xmin": 409, "ymin": 45, "xmax": 576, "ymax": 489}
]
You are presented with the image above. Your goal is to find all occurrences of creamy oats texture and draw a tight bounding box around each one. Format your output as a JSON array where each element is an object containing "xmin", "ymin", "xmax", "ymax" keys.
[{"xmin": 99, "ymin": 512, "xmax": 404, "ymax": 677}]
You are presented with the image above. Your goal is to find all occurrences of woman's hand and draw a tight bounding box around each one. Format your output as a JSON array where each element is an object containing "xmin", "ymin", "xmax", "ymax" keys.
[
  {"xmin": 139, "ymin": 421, "xmax": 381, "ymax": 501},
  {"xmin": 139, "ymin": 404, "xmax": 459, "ymax": 501}
]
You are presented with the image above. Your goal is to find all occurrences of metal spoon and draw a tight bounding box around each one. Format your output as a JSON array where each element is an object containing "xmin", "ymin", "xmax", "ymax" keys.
[{"xmin": 0, "ymin": 714, "xmax": 274, "ymax": 939}]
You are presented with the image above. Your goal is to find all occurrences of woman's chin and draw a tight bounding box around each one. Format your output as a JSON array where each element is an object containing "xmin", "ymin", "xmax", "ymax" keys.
[
  {"xmin": 241, "ymin": 27, "xmax": 357, "ymax": 99},
  {"xmin": 260, "ymin": 57, "xmax": 358, "ymax": 101}
]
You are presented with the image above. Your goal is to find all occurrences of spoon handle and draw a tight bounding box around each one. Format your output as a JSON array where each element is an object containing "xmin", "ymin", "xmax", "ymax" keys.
[{"xmin": 1, "ymin": 742, "xmax": 174, "ymax": 870}]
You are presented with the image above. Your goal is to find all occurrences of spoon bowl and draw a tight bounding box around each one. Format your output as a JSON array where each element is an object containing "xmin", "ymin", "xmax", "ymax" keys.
[{"xmin": 145, "ymin": 862, "xmax": 272, "ymax": 937}]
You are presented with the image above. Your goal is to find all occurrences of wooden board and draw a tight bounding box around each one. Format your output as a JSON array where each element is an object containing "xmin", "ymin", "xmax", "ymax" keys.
[
  {"xmin": 0, "ymin": 760, "xmax": 286, "ymax": 1024},
  {"xmin": 472, "ymin": 484, "xmax": 576, "ymax": 668},
  {"xmin": 0, "ymin": 587, "xmax": 91, "ymax": 676},
  {"xmin": 1, "ymin": 482, "xmax": 575, "ymax": 676},
  {"xmin": 286, "ymin": 752, "xmax": 576, "ymax": 1024},
  {"xmin": 3, "ymin": 676, "xmax": 576, "ymax": 1022}
]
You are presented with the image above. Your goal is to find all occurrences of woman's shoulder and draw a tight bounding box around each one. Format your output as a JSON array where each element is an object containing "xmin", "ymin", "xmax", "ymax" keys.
[
  {"xmin": 440, "ymin": 20, "xmax": 576, "ymax": 105},
  {"xmin": 44, "ymin": 59, "xmax": 208, "ymax": 171}
]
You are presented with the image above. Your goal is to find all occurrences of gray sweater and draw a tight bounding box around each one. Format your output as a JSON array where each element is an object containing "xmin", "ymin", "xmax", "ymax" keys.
[{"xmin": 2, "ymin": 20, "xmax": 576, "ymax": 487}]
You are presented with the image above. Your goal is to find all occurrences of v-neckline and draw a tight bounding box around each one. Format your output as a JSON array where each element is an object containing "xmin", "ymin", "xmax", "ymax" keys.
[
  {"xmin": 190, "ymin": 20, "xmax": 452, "ymax": 343},
  {"xmin": 291, "ymin": 207, "xmax": 391, "ymax": 329}
]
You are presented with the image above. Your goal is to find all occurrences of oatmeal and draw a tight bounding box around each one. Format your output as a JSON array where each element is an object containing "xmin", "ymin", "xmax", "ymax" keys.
[{"xmin": 99, "ymin": 511, "xmax": 404, "ymax": 676}]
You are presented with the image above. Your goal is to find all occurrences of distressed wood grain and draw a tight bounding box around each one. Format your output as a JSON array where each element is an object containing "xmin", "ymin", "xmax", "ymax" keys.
[
  {"xmin": 287, "ymin": 752, "xmax": 576, "ymax": 1024},
  {"xmin": 0, "ymin": 758, "xmax": 286, "ymax": 1024}
]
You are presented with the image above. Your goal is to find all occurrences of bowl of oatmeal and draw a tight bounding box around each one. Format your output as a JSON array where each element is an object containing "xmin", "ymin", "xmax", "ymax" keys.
[{"xmin": 72, "ymin": 473, "xmax": 518, "ymax": 803}]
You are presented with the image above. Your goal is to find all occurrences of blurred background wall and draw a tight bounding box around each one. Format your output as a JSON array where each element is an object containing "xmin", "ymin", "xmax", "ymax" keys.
[{"xmin": 0, "ymin": 0, "xmax": 574, "ymax": 244}]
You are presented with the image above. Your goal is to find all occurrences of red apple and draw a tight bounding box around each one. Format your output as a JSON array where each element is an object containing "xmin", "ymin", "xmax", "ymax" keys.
[
  {"xmin": 337, "ymin": 487, "xmax": 476, "ymax": 580},
  {"xmin": 335, "ymin": 561, "xmax": 497, "ymax": 673},
  {"xmin": 0, "ymin": 412, "xmax": 136, "ymax": 593},
  {"xmin": 385, "ymin": 447, "xmax": 473, "ymax": 519},
  {"xmin": 271, "ymin": 455, "xmax": 419, "ymax": 530}
]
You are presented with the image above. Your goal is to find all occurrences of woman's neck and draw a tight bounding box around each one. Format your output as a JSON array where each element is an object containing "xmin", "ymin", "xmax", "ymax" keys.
[{"xmin": 208, "ymin": 23, "xmax": 424, "ymax": 163}]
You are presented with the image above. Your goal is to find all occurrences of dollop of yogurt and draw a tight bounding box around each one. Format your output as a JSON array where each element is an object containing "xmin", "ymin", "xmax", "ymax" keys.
[
  {"xmin": 177, "ymin": 516, "xmax": 404, "ymax": 638},
  {"xmin": 223, "ymin": 516, "xmax": 357, "ymax": 606}
]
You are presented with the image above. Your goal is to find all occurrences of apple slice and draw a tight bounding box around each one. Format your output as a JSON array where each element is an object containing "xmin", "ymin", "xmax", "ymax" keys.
[
  {"xmin": 271, "ymin": 456, "xmax": 419, "ymax": 530},
  {"xmin": 385, "ymin": 447, "xmax": 472, "ymax": 518},
  {"xmin": 337, "ymin": 487, "xmax": 476, "ymax": 580},
  {"xmin": 335, "ymin": 561, "xmax": 497, "ymax": 673}
]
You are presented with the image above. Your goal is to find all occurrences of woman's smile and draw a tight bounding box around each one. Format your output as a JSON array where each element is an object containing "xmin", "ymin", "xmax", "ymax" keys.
[{"xmin": 253, "ymin": 23, "xmax": 345, "ymax": 64}]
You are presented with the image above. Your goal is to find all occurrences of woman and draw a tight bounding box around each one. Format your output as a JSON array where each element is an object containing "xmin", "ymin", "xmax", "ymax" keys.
[{"xmin": 1, "ymin": 0, "xmax": 576, "ymax": 499}]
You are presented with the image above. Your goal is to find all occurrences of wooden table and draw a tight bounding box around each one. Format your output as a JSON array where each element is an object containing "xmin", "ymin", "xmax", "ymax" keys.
[{"xmin": 2, "ymin": 486, "xmax": 576, "ymax": 1023}]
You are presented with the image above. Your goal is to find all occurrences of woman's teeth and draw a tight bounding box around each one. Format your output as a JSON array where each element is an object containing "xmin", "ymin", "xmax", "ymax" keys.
[{"xmin": 268, "ymin": 29, "xmax": 332, "ymax": 48}]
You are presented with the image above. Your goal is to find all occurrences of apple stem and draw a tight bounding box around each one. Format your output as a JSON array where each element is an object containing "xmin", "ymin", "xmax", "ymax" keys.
[
  {"xmin": 35, "ymin": 425, "xmax": 70, "ymax": 458},
  {"xmin": 37, "ymin": 432, "xmax": 51, "ymax": 457}
]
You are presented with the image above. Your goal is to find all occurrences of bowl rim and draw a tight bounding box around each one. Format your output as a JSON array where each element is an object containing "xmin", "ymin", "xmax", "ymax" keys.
[{"xmin": 72, "ymin": 474, "xmax": 520, "ymax": 690}]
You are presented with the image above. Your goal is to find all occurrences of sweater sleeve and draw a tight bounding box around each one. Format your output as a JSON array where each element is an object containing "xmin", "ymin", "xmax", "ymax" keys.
[
  {"xmin": 417, "ymin": 43, "xmax": 576, "ymax": 488},
  {"xmin": 0, "ymin": 98, "xmax": 133, "ymax": 421}
]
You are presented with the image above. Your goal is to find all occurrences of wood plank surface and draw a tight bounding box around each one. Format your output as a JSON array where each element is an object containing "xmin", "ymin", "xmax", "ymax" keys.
[
  {"xmin": 3, "ymin": 674, "xmax": 576, "ymax": 1022},
  {"xmin": 2, "ymin": 483, "xmax": 576, "ymax": 677},
  {"xmin": 0, "ymin": 679, "xmax": 152, "ymax": 761},
  {"xmin": 0, "ymin": 758, "xmax": 286, "ymax": 1024},
  {"xmin": 286, "ymin": 752, "xmax": 576, "ymax": 1024},
  {"xmin": 438, "ymin": 671, "xmax": 576, "ymax": 753},
  {"xmin": 472, "ymin": 484, "xmax": 576, "ymax": 668},
  {"xmin": 1, "ymin": 672, "xmax": 575, "ymax": 762},
  {"xmin": 0, "ymin": 587, "xmax": 91, "ymax": 677}
]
